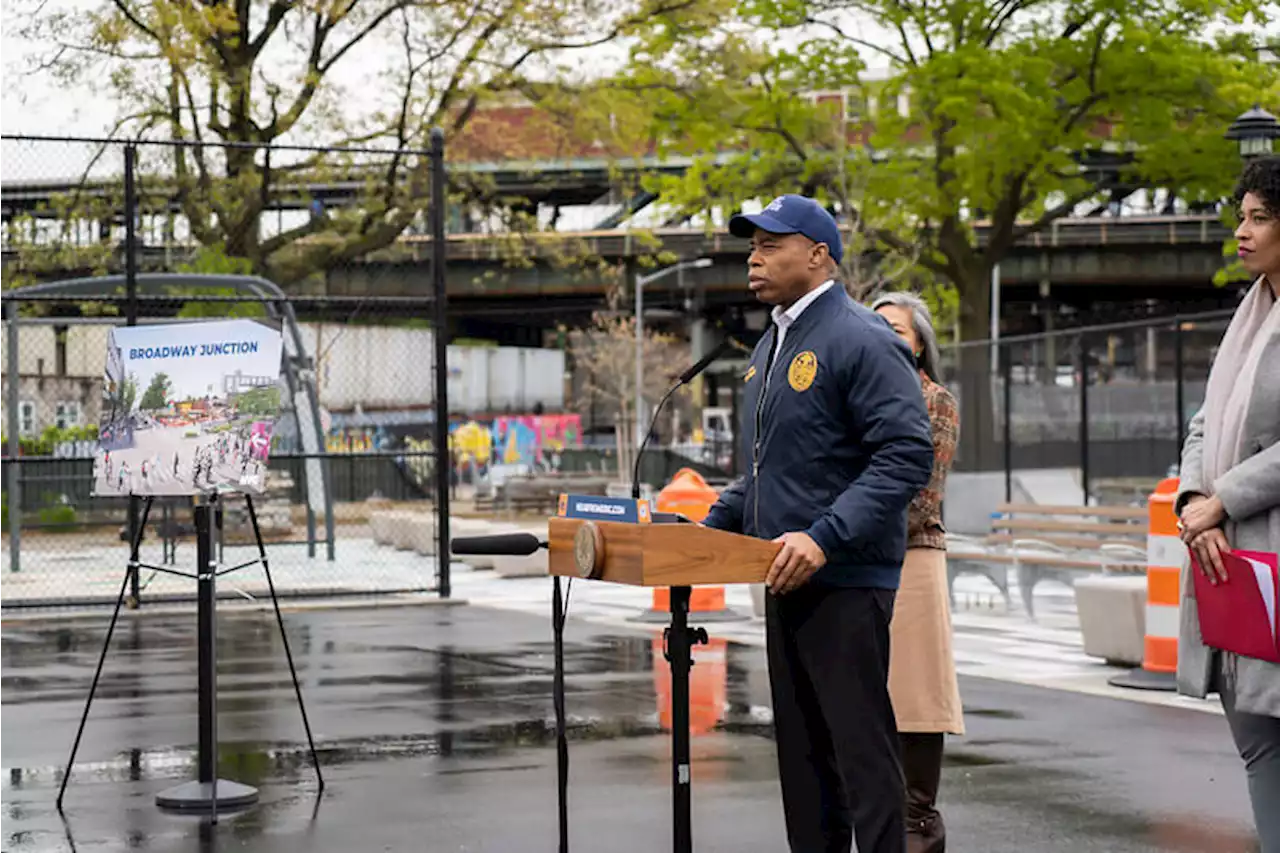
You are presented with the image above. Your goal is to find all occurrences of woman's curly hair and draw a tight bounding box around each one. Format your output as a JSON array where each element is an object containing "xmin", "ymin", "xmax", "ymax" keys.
[{"xmin": 1234, "ymin": 156, "xmax": 1280, "ymax": 215}]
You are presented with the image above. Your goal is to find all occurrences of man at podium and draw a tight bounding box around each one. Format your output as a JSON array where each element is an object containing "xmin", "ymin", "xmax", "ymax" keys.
[{"xmin": 704, "ymin": 195, "xmax": 933, "ymax": 853}]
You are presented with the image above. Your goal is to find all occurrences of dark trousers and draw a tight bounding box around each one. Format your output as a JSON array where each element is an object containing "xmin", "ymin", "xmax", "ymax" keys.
[
  {"xmin": 1222, "ymin": 685, "xmax": 1280, "ymax": 852},
  {"xmin": 766, "ymin": 584, "xmax": 906, "ymax": 853}
]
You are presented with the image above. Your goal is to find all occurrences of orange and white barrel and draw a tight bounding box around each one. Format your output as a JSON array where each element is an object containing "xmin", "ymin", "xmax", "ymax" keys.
[
  {"xmin": 1143, "ymin": 477, "xmax": 1184, "ymax": 677},
  {"xmin": 1113, "ymin": 477, "xmax": 1183, "ymax": 690}
]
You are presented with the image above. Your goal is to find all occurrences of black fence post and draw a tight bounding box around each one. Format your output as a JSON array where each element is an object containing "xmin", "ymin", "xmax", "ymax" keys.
[
  {"xmin": 1174, "ymin": 320, "xmax": 1186, "ymax": 467},
  {"xmin": 430, "ymin": 128, "xmax": 452, "ymax": 600},
  {"xmin": 1078, "ymin": 334, "xmax": 1090, "ymax": 505},
  {"xmin": 5, "ymin": 301, "xmax": 20, "ymax": 574},
  {"xmin": 1001, "ymin": 340, "xmax": 1012, "ymax": 503},
  {"xmin": 124, "ymin": 143, "xmax": 142, "ymax": 607}
]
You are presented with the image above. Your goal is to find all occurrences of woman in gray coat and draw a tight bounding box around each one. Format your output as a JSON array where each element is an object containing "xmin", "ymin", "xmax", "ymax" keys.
[{"xmin": 1177, "ymin": 156, "xmax": 1280, "ymax": 852}]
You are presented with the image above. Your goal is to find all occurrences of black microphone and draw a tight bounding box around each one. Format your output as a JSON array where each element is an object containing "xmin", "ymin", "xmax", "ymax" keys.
[
  {"xmin": 677, "ymin": 337, "xmax": 737, "ymax": 385},
  {"xmin": 451, "ymin": 533, "xmax": 547, "ymax": 555},
  {"xmin": 631, "ymin": 337, "xmax": 740, "ymax": 500}
]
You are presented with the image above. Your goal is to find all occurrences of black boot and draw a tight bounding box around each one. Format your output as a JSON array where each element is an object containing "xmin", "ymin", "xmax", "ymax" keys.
[{"xmin": 900, "ymin": 732, "xmax": 946, "ymax": 853}]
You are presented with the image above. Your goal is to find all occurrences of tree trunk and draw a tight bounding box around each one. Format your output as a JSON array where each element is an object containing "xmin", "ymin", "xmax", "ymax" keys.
[
  {"xmin": 614, "ymin": 408, "xmax": 635, "ymax": 489},
  {"xmin": 951, "ymin": 264, "xmax": 1001, "ymax": 475},
  {"xmin": 223, "ymin": 146, "xmax": 264, "ymax": 266}
]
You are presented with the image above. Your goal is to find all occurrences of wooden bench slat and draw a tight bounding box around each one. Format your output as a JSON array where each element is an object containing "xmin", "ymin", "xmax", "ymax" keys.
[
  {"xmin": 983, "ymin": 533, "xmax": 1145, "ymax": 550},
  {"xmin": 991, "ymin": 519, "xmax": 1144, "ymax": 535},
  {"xmin": 996, "ymin": 503, "xmax": 1148, "ymax": 520},
  {"xmin": 1020, "ymin": 555, "xmax": 1146, "ymax": 570},
  {"xmin": 946, "ymin": 550, "xmax": 1145, "ymax": 572}
]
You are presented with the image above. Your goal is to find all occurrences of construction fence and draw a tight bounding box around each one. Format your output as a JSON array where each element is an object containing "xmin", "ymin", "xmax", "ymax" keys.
[
  {"xmin": 926, "ymin": 310, "xmax": 1232, "ymax": 527},
  {"xmin": 2, "ymin": 134, "xmax": 453, "ymax": 608}
]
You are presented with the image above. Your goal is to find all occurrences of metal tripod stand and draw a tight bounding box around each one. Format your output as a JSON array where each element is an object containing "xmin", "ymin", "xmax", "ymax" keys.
[{"xmin": 56, "ymin": 493, "xmax": 324, "ymax": 823}]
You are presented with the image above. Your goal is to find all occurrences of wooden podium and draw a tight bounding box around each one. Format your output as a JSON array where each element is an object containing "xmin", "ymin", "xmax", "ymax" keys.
[
  {"xmin": 547, "ymin": 517, "xmax": 780, "ymax": 586},
  {"xmin": 547, "ymin": 516, "xmax": 781, "ymax": 853}
]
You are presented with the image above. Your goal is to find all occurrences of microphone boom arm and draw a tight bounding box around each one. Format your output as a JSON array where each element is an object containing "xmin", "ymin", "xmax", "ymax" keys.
[{"xmin": 630, "ymin": 337, "xmax": 738, "ymax": 501}]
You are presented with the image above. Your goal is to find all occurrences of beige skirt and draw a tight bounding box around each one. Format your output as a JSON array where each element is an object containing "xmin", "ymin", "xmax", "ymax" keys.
[{"xmin": 888, "ymin": 547, "xmax": 965, "ymax": 734}]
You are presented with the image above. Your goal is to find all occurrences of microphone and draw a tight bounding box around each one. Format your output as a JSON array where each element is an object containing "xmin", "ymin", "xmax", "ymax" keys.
[
  {"xmin": 677, "ymin": 338, "xmax": 736, "ymax": 385},
  {"xmin": 451, "ymin": 533, "xmax": 547, "ymax": 556},
  {"xmin": 631, "ymin": 337, "xmax": 740, "ymax": 500}
]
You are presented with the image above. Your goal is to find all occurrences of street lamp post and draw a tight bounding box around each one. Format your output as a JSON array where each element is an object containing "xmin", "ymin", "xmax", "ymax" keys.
[
  {"xmin": 634, "ymin": 258, "xmax": 713, "ymax": 453},
  {"xmin": 1226, "ymin": 105, "xmax": 1280, "ymax": 159}
]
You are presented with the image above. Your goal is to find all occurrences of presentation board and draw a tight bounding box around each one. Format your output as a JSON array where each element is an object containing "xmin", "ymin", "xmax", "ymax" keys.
[{"xmin": 93, "ymin": 319, "xmax": 286, "ymax": 497}]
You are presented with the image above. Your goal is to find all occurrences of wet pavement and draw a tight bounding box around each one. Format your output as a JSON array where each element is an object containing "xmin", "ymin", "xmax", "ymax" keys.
[{"xmin": 1, "ymin": 602, "xmax": 1261, "ymax": 852}]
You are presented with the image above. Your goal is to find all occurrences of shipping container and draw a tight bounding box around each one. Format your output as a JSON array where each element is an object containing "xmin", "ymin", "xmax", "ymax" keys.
[
  {"xmin": 447, "ymin": 346, "xmax": 490, "ymax": 414},
  {"xmin": 486, "ymin": 348, "xmax": 522, "ymax": 410},
  {"xmin": 521, "ymin": 348, "xmax": 566, "ymax": 411},
  {"xmin": 296, "ymin": 323, "xmax": 565, "ymax": 415},
  {"xmin": 305, "ymin": 324, "xmax": 435, "ymax": 411}
]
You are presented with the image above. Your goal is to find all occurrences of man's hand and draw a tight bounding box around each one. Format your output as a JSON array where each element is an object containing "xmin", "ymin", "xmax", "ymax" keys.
[
  {"xmin": 767, "ymin": 532, "xmax": 827, "ymax": 595},
  {"xmin": 1180, "ymin": 494, "xmax": 1227, "ymax": 543},
  {"xmin": 1189, "ymin": 527, "xmax": 1231, "ymax": 585}
]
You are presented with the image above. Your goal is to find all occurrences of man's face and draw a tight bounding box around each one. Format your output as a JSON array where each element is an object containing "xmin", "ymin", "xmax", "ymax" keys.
[{"xmin": 747, "ymin": 230, "xmax": 823, "ymax": 306}]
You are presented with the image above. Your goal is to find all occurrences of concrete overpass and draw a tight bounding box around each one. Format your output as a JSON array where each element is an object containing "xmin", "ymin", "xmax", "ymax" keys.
[
  {"xmin": 1, "ymin": 214, "xmax": 1237, "ymax": 343},
  {"xmin": 323, "ymin": 214, "xmax": 1236, "ymax": 340}
]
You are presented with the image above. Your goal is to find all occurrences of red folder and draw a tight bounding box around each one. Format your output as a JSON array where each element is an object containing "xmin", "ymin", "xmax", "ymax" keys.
[{"xmin": 1191, "ymin": 549, "xmax": 1280, "ymax": 664}]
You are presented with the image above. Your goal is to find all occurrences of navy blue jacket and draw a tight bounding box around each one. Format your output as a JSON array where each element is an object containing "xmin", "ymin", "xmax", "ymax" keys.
[{"xmin": 703, "ymin": 285, "xmax": 934, "ymax": 590}]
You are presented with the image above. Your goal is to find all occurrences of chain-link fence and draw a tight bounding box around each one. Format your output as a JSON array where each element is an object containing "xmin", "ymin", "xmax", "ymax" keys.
[
  {"xmin": 935, "ymin": 310, "xmax": 1233, "ymax": 514},
  {"xmin": 3, "ymin": 134, "xmax": 454, "ymax": 608},
  {"xmin": 0, "ymin": 132, "xmax": 1246, "ymax": 604}
]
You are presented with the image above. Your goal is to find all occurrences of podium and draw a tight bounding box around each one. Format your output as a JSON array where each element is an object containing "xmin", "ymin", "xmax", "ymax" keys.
[{"xmin": 548, "ymin": 516, "xmax": 780, "ymax": 853}]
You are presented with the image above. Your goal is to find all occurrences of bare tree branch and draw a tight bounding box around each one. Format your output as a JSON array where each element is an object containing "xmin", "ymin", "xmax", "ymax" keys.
[
  {"xmin": 317, "ymin": 0, "xmax": 418, "ymax": 75},
  {"xmin": 109, "ymin": 0, "xmax": 158, "ymax": 41},
  {"xmin": 249, "ymin": 0, "xmax": 296, "ymax": 58},
  {"xmin": 805, "ymin": 16, "xmax": 910, "ymax": 66}
]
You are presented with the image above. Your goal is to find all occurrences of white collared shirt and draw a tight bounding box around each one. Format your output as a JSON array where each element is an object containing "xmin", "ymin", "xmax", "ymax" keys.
[{"xmin": 768, "ymin": 280, "xmax": 835, "ymax": 379}]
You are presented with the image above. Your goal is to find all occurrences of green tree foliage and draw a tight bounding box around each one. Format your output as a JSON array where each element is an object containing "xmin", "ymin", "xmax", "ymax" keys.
[
  {"xmin": 139, "ymin": 372, "xmax": 172, "ymax": 410},
  {"xmin": 7, "ymin": 0, "xmax": 708, "ymax": 286},
  {"xmin": 119, "ymin": 375, "xmax": 138, "ymax": 415},
  {"xmin": 172, "ymin": 243, "xmax": 268, "ymax": 318},
  {"xmin": 234, "ymin": 385, "xmax": 281, "ymax": 417},
  {"xmin": 603, "ymin": 0, "xmax": 1275, "ymax": 338},
  {"xmin": 2, "ymin": 425, "xmax": 100, "ymax": 456}
]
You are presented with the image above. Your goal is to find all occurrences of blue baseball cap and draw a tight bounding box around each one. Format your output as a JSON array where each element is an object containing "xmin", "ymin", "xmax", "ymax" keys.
[{"xmin": 729, "ymin": 195, "xmax": 844, "ymax": 264}]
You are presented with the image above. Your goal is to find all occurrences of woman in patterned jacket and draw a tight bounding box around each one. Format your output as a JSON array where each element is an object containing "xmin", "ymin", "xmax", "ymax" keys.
[{"xmin": 872, "ymin": 292, "xmax": 964, "ymax": 853}]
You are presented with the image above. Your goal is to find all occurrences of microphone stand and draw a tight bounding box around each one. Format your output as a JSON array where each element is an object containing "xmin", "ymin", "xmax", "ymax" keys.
[
  {"xmin": 626, "ymin": 338, "xmax": 737, "ymax": 853},
  {"xmin": 553, "ymin": 575, "xmax": 569, "ymax": 853},
  {"xmin": 631, "ymin": 338, "xmax": 737, "ymax": 501},
  {"xmin": 632, "ymin": 383, "xmax": 683, "ymax": 500}
]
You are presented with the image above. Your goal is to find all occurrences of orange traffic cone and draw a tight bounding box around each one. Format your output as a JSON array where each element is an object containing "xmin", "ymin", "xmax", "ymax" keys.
[{"xmin": 631, "ymin": 468, "xmax": 748, "ymax": 623}]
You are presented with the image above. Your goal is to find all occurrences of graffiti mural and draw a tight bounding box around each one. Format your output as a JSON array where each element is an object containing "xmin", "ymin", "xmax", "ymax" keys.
[
  {"xmin": 325, "ymin": 430, "xmax": 382, "ymax": 453},
  {"xmin": 490, "ymin": 414, "xmax": 581, "ymax": 467},
  {"xmin": 315, "ymin": 415, "xmax": 581, "ymax": 493},
  {"xmin": 450, "ymin": 421, "xmax": 494, "ymax": 465}
]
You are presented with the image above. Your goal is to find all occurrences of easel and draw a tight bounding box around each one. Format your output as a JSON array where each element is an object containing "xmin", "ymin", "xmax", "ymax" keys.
[{"xmin": 56, "ymin": 492, "xmax": 325, "ymax": 822}]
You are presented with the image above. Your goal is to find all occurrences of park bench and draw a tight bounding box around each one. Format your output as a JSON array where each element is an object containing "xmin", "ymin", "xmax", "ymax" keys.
[
  {"xmin": 472, "ymin": 490, "xmax": 560, "ymax": 515},
  {"xmin": 947, "ymin": 503, "xmax": 1149, "ymax": 617},
  {"xmin": 472, "ymin": 473, "xmax": 614, "ymax": 516}
]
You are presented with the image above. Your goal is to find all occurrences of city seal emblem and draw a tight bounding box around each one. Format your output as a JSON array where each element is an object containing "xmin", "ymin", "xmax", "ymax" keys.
[
  {"xmin": 573, "ymin": 521, "xmax": 605, "ymax": 579},
  {"xmin": 788, "ymin": 351, "xmax": 818, "ymax": 392}
]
